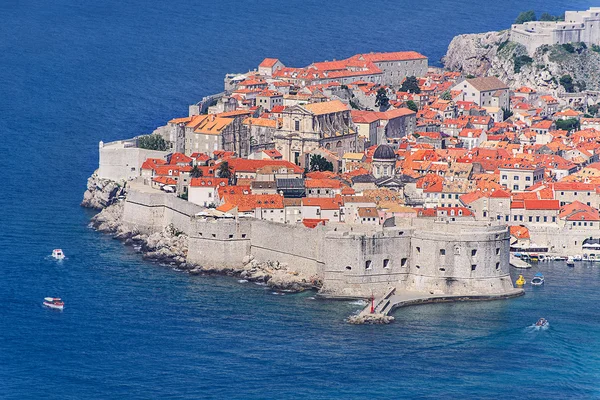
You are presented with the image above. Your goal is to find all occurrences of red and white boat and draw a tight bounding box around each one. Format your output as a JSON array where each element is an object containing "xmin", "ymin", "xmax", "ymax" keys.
[
  {"xmin": 43, "ymin": 297, "xmax": 64, "ymax": 310},
  {"xmin": 52, "ymin": 249, "xmax": 65, "ymax": 260}
]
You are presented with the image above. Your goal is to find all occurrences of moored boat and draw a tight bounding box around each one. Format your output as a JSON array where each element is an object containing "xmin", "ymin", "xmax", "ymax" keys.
[
  {"xmin": 567, "ymin": 257, "xmax": 575, "ymax": 267},
  {"xmin": 52, "ymin": 249, "xmax": 65, "ymax": 260},
  {"xmin": 531, "ymin": 272, "xmax": 544, "ymax": 286},
  {"xmin": 43, "ymin": 297, "xmax": 64, "ymax": 310},
  {"xmin": 515, "ymin": 275, "xmax": 526, "ymax": 286}
]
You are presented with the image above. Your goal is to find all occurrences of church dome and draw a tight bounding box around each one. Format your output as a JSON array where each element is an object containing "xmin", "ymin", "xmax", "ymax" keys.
[{"xmin": 373, "ymin": 144, "xmax": 395, "ymax": 160}]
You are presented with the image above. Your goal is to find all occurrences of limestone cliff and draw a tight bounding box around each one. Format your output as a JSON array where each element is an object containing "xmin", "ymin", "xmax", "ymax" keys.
[
  {"xmin": 81, "ymin": 172, "xmax": 126, "ymax": 209},
  {"xmin": 443, "ymin": 30, "xmax": 600, "ymax": 93}
]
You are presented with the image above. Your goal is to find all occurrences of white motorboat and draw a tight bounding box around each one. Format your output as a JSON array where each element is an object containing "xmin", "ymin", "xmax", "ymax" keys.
[
  {"xmin": 43, "ymin": 297, "xmax": 64, "ymax": 310},
  {"xmin": 52, "ymin": 249, "xmax": 65, "ymax": 260},
  {"xmin": 567, "ymin": 257, "xmax": 575, "ymax": 267},
  {"xmin": 531, "ymin": 272, "xmax": 544, "ymax": 286}
]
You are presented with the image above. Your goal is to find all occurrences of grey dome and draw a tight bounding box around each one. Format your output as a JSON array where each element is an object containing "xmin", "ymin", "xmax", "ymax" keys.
[{"xmin": 373, "ymin": 144, "xmax": 395, "ymax": 160}]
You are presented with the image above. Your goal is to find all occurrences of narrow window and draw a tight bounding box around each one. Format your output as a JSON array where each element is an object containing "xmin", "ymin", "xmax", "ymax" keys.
[
  {"xmin": 365, "ymin": 260, "xmax": 372, "ymax": 270},
  {"xmin": 228, "ymin": 234, "xmax": 233, "ymax": 239},
  {"xmin": 496, "ymin": 262, "xmax": 500, "ymax": 270},
  {"xmin": 401, "ymin": 258, "xmax": 408, "ymax": 267},
  {"xmin": 496, "ymin": 248, "xmax": 500, "ymax": 255},
  {"xmin": 241, "ymin": 234, "xmax": 247, "ymax": 238},
  {"xmin": 440, "ymin": 249, "xmax": 446, "ymax": 256},
  {"xmin": 471, "ymin": 249, "xmax": 477, "ymax": 257},
  {"xmin": 416, "ymin": 247, "xmax": 421, "ymax": 253},
  {"xmin": 345, "ymin": 266, "xmax": 352, "ymax": 270},
  {"xmin": 471, "ymin": 264, "xmax": 477, "ymax": 271},
  {"xmin": 383, "ymin": 259, "xmax": 390, "ymax": 269}
]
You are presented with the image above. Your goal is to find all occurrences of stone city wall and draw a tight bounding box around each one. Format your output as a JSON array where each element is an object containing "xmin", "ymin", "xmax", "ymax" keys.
[{"xmin": 121, "ymin": 188, "xmax": 516, "ymax": 298}]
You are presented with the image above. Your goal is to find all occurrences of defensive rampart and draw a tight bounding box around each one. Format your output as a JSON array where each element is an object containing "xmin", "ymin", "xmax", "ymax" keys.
[{"xmin": 120, "ymin": 188, "xmax": 519, "ymax": 299}]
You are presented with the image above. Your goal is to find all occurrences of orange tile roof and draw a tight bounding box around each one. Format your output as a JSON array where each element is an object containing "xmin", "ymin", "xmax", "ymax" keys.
[
  {"xmin": 301, "ymin": 196, "xmax": 343, "ymax": 210},
  {"xmin": 190, "ymin": 177, "xmax": 229, "ymax": 188},
  {"xmin": 510, "ymin": 225, "xmax": 530, "ymax": 239},
  {"xmin": 259, "ymin": 58, "xmax": 280, "ymax": 68},
  {"xmin": 304, "ymin": 100, "xmax": 349, "ymax": 115}
]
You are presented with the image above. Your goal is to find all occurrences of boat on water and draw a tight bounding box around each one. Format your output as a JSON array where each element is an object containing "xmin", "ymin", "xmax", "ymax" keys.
[
  {"xmin": 530, "ymin": 254, "xmax": 539, "ymax": 262},
  {"xmin": 535, "ymin": 318, "xmax": 548, "ymax": 328},
  {"xmin": 554, "ymin": 256, "xmax": 567, "ymax": 261},
  {"xmin": 43, "ymin": 297, "xmax": 64, "ymax": 310},
  {"xmin": 52, "ymin": 249, "xmax": 65, "ymax": 260},
  {"xmin": 531, "ymin": 272, "xmax": 544, "ymax": 286},
  {"xmin": 515, "ymin": 275, "xmax": 526, "ymax": 286},
  {"xmin": 567, "ymin": 257, "xmax": 575, "ymax": 267},
  {"xmin": 573, "ymin": 255, "xmax": 583, "ymax": 261}
]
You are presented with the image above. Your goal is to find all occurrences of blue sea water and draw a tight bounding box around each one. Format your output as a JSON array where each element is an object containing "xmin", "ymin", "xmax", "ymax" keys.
[{"xmin": 2, "ymin": 0, "xmax": 600, "ymax": 398}]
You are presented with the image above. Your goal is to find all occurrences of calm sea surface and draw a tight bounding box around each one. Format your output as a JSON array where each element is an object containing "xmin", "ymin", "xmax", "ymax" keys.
[{"xmin": 1, "ymin": 0, "xmax": 599, "ymax": 398}]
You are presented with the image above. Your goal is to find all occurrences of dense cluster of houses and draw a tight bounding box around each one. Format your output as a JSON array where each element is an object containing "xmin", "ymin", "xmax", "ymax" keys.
[{"xmin": 136, "ymin": 50, "xmax": 600, "ymax": 250}]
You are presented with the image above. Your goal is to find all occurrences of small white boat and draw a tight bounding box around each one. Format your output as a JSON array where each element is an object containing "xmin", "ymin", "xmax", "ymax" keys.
[
  {"xmin": 531, "ymin": 272, "xmax": 544, "ymax": 286},
  {"xmin": 535, "ymin": 318, "xmax": 548, "ymax": 328},
  {"xmin": 52, "ymin": 249, "xmax": 65, "ymax": 260},
  {"xmin": 573, "ymin": 255, "xmax": 583, "ymax": 262},
  {"xmin": 567, "ymin": 257, "xmax": 575, "ymax": 267},
  {"xmin": 43, "ymin": 297, "xmax": 64, "ymax": 310}
]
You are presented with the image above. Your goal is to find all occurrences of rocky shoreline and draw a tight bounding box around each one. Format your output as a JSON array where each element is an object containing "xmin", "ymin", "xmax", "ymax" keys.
[{"xmin": 83, "ymin": 175, "xmax": 322, "ymax": 294}]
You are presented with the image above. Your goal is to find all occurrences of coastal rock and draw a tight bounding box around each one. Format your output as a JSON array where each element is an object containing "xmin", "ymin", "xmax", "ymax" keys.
[
  {"xmin": 443, "ymin": 31, "xmax": 600, "ymax": 94},
  {"xmin": 82, "ymin": 173, "xmax": 127, "ymax": 210},
  {"xmin": 347, "ymin": 313, "xmax": 395, "ymax": 325}
]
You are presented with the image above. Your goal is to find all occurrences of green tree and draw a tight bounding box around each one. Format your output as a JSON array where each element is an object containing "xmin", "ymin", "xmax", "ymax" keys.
[
  {"xmin": 556, "ymin": 118, "xmax": 580, "ymax": 132},
  {"xmin": 138, "ymin": 134, "xmax": 168, "ymax": 151},
  {"xmin": 513, "ymin": 55, "xmax": 533, "ymax": 73},
  {"xmin": 562, "ymin": 43, "xmax": 575, "ymax": 53},
  {"xmin": 440, "ymin": 90, "xmax": 452, "ymax": 101},
  {"xmin": 399, "ymin": 76, "xmax": 421, "ymax": 94},
  {"xmin": 309, "ymin": 154, "xmax": 334, "ymax": 172},
  {"xmin": 560, "ymin": 75, "xmax": 575, "ymax": 93},
  {"xmin": 588, "ymin": 105, "xmax": 599, "ymax": 116},
  {"xmin": 406, "ymin": 100, "xmax": 418, "ymax": 112},
  {"xmin": 539, "ymin": 12, "xmax": 564, "ymax": 21},
  {"xmin": 515, "ymin": 10, "xmax": 536, "ymax": 24},
  {"xmin": 190, "ymin": 165, "xmax": 203, "ymax": 178},
  {"xmin": 217, "ymin": 161, "xmax": 233, "ymax": 181},
  {"xmin": 375, "ymin": 88, "xmax": 390, "ymax": 109}
]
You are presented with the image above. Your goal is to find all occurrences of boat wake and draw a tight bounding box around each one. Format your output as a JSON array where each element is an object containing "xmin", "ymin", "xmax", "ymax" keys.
[
  {"xmin": 237, "ymin": 279, "xmax": 248, "ymax": 283},
  {"xmin": 348, "ymin": 300, "xmax": 368, "ymax": 306},
  {"xmin": 526, "ymin": 323, "xmax": 550, "ymax": 332}
]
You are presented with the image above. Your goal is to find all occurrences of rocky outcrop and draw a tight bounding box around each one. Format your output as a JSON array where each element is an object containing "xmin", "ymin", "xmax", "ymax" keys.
[
  {"xmin": 88, "ymin": 199, "xmax": 321, "ymax": 293},
  {"xmin": 443, "ymin": 30, "xmax": 511, "ymax": 77},
  {"xmin": 82, "ymin": 173, "xmax": 126, "ymax": 209},
  {"xmin": 347, "ymin": 313, "xmax": 395, "ymax": 325},
  {"xmin": 443, "ymin": 31, "xmax": 600, "ymax": 93}
]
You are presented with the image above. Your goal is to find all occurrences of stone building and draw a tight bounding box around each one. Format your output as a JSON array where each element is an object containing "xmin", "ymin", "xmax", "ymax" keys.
[
  {"xmin": 274, "ymin": 100, "xmax": 357, "ymax": 163},
  {"xmin": 452, "ymin": 77, "xmax": 509, "ymax": 111},
  {"xmin": 371, "ymin": 144, "xmax": 397, "ymax": 179},
  {"xmin": 511, "ymin": 8, "xmax": 600, "ymax": 55}
]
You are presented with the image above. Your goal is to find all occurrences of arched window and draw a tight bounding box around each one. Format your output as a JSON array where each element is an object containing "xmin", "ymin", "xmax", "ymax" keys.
[{"xmin": 336, "ymin": 141, "xmax": 342, "ymax": 148}]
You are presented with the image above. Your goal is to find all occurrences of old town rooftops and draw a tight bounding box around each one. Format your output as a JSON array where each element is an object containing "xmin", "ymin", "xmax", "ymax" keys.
[
  {"xmin": 190, "ymin": 177, "xmax": 228, "ymax": 188},
  {"xmin": 303, "ymin": 100, "xmax": 349, "ymax": 115},
  {"xmin": 351, "ymin": 51, "xmax": 427, "ymax": 62},
  {"xmin": 225, "ymin": 159, "xmax": 303, "ymax": 174}
]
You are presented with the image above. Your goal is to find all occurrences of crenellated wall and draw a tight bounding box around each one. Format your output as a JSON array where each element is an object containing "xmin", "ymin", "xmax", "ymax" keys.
[{"xmin": 121, "ymin": 188, "xmax": 517, "ymax": 298}]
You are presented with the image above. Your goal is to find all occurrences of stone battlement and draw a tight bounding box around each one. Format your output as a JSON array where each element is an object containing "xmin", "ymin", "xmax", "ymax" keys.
[{"xmin": 120, "ymin": 188, "xmax": 519, "ymax": 299}]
